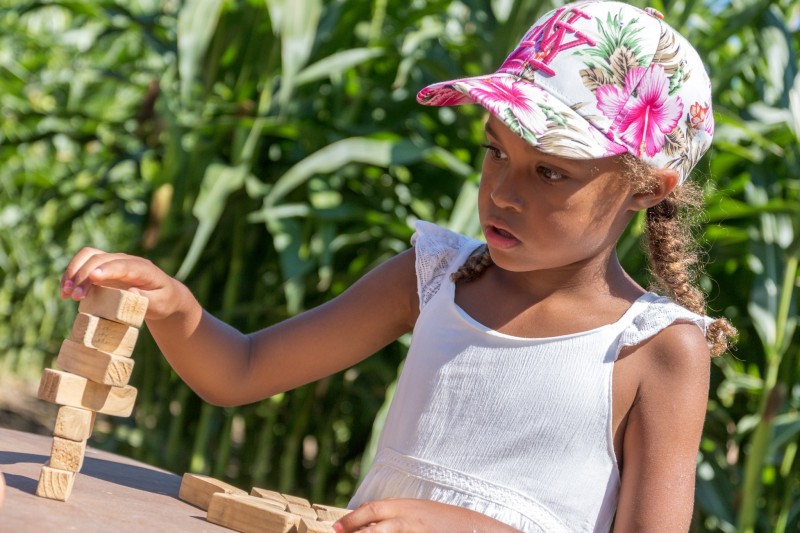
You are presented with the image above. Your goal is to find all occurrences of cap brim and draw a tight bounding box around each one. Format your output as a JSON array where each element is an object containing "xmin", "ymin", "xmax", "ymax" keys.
[{"xmin": 417, "ymin": 73, "xmax": 628, "ymax": 160}]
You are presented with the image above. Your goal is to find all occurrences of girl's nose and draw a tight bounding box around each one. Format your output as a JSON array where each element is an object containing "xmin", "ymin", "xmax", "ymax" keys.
[{"xmin": 489, "ymin": 171, "xmax": 524, "ymax": 211}]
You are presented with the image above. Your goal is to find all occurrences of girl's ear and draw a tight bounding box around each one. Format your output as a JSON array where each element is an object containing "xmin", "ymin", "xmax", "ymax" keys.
[{"xmin": 630, "ymin": 168, "xmax": 679, "ymax": 210}]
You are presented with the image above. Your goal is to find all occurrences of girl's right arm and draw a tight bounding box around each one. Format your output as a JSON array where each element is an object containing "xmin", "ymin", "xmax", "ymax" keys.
[{"xmin": 61, "ymin": 247, "xmax": 419, "ymax": 406}]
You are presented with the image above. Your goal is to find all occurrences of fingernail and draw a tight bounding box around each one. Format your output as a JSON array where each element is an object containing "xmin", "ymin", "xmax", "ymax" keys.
[
  {"xmin": 332, "ymin": 522, "xmax": 343, "ymax": 533},
  {"xmin": 92, "ymin": 267, "xmax": 103, "ymax": 278},
  {"xmin": 62, "ymin": 280, "xmax": 74, "ymax": 295},
  {"xmin": 72, "ymin": 286, "xmax": 84, "ymax": 299}
]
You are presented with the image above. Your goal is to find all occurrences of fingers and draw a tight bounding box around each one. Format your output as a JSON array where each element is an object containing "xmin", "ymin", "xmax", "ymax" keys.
[
  {"xmin": 61, "ymin": 248, "xmax": 164, "ymax": 301},
  {"xmin": 335, "ymin": 501, "xmax": 402, "ymax": 533},
  {"xmin": 61, "ymin": 247, "xmax": 104, "ymax": 298}
]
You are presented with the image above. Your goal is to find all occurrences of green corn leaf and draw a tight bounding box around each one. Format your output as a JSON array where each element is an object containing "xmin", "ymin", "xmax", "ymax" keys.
[
  {"xmin": 177, "ymin": 0, "xmax": 225, "ymax": 102},
  {"xmin": 261, "ymin": 137, "xmax": 425, "ymax": 208},
  {"xmin": 266, "ymin": 0, "xmax": 322, "ymax": 108},
  {"xmin": 447, "ymin": 179, "xmax": 480, "ymax": 237},
  {"xmin": 769, "ymin": 414, "xmax": 800, "ymax": 456},
  {"xmin": 176, "ymin": 163, "xmax": 250, "ymax": 280},
  {"xmin": 295, "ymin": 48, "xmax": 385, "ymax": 86}
]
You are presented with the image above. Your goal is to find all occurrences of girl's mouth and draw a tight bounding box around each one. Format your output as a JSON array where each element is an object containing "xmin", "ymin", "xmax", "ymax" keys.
[{"xmin": 485, "ymin": 224, "xmax": 521, "ymax": 249}]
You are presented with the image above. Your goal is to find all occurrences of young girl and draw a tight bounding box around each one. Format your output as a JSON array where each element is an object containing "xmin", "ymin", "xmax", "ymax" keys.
[{"xmin": 61, "ymin": 1, "xmax": 736, "ymax": 531}]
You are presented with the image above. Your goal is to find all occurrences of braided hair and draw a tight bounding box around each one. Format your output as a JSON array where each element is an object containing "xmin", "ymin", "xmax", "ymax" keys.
[
  {"xmin": 451, "ymin": 244, "xmax": 494, "ymax": 284},
  {"xmin": 643, "ymin": 179, "xmax": 736, "ymax": 356}
]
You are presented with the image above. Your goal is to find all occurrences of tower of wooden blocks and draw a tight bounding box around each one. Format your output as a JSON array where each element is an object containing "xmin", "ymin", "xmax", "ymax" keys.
[{"xmin": 35, "ymin": 285, "xmax": 148, "ymax": 501}]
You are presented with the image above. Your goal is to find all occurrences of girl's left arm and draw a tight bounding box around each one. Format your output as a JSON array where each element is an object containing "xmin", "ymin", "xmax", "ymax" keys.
[
  {"xmin": 334, "ymin": 499, "xmax": 521, "ymax": 533},
  {"xmin": 613, "ymin": 323, "xmax": 711, "ymax": 532}
]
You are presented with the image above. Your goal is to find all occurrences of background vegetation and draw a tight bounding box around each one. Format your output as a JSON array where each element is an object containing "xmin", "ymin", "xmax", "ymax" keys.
[{"xmin": 1, "ymin": 0, "xmax": 798, "ymax": 530}]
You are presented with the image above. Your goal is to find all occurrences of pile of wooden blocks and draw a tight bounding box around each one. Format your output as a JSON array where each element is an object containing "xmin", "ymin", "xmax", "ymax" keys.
[
  {"xmin": 35, "ymin": 285, "xmax": 148, "ymax": 502},
  {"xmin": 179, "ymin": 473, "xmax": 351, "ymax": 533}
]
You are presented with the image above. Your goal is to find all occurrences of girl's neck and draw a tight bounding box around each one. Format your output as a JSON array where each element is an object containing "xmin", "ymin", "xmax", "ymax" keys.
[
  {"xmin": 489, "ymin": 250, "xmax": 643, "ymax": 304},
  {"xmin": 454, "ymin": 250, "xmax": 646, "ymax": 339}
]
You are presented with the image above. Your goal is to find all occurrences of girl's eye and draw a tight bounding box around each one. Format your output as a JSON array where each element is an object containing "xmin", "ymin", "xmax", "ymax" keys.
[
  {"xmin": 481, "ymin": 144, "xmax": 507, "ymax": 161},
  {"xmin": 538, "ymin": 165, "xmax": 566, "ymax": 182}
]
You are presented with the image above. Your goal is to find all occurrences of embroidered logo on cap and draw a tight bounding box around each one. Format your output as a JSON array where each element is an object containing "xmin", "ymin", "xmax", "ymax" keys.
[{"xmin": 500, "ymin": 7, "xmax": 597, "ymax": 78}]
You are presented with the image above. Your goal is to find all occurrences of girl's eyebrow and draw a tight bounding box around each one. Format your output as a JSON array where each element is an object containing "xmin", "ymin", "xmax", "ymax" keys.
[{"xmin": 484, "ymin": 121, "xmax": 499, "ymax": 140}]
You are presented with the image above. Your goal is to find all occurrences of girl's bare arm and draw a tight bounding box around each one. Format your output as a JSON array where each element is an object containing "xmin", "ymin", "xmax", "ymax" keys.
[
  {"xmin": 62, "ymin": 248, "xmax": 419, "ymax": 406},
  {"xmin": 613, "ymin": 323, "xmax": 711, "ymax": 532}
]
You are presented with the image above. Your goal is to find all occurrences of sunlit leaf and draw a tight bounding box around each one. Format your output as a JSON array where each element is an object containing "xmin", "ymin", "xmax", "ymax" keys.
[
  {"xmin": 176, "ymin": 163, "xmax": 249, "ymax": 280},
  {"xmin": 261, "ymin": 137, "xmax": 426, "ymax": 208},
  {"xmin": 295, "ymin": 48, "xmax": 385, "ymax": 86},
  {"xmin": 177, "ymin": 0, "xmax": 225, "ymax": 102}
]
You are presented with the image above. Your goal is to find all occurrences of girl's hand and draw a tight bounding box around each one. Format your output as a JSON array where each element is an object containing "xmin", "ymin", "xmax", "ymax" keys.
[
  {"xmin": 61, "ymin": 247, "xmax": 186, "ymax": 321},
  {"xmin": 333, "ymin": 499, "xmax": 520, "ymax": 533}
]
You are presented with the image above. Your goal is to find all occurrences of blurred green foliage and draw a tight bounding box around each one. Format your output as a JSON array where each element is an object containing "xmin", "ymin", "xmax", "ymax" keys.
[{"xmin": 1, "ymin": 0, "xmax": 799, "ymax": 530}]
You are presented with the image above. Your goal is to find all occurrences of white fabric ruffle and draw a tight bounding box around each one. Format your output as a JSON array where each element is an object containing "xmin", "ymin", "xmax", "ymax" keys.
[{"xmin": 411, "ymin": 221, "xmax": 481, "ymax": 309}]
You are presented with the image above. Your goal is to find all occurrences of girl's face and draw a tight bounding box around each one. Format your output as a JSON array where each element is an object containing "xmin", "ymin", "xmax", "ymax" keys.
[{"xmin": 478, "ymin": 115, "xmax": 638, "ymax": 275}]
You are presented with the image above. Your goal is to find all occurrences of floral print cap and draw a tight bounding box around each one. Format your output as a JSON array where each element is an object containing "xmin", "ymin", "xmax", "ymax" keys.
[{"xmin": 417, "ymin": 0, "xmax": 714, "ymax": 184}]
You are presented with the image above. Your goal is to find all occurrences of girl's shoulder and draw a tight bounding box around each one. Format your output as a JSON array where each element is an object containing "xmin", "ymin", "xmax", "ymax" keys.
[
  {"xmin": 411, "ymin": 221, "xmax": 483, "ymax": 309},
  {"xmin": 619, "ymin": 293, "xmax": 713, "ymax": 357}
]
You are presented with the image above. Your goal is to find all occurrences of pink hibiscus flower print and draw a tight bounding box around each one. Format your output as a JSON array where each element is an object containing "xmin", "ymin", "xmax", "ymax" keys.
[
  {"xmin": 596, "ymin": 64, "xmax": 683, "ymax": 157},
  {"xmin": 465, "ymin": 77, "xmax": 548, "ymax": 136},
  {"xmin": 417, "ymin": 83, "xmax": 473, "ymax": 106}
]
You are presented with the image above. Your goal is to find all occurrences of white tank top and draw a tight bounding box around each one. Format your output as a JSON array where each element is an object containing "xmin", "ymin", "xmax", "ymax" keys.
[{"xmin": 350, "ymin": 221, "xmax": 711, "ymax": 532}]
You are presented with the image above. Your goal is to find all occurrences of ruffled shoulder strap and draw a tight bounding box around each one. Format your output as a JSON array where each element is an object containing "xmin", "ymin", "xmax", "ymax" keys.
[
  {"xmin": 411, "ymin": 221, "xmax": 482, "ymax": 310},
  {"xmin": 618, "ymin": 293, "xmax": 713, "ymax": 349}
]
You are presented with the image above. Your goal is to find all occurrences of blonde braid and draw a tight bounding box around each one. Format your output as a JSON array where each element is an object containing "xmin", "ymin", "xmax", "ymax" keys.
[
  {"xmin": 451, "ymin": 245, "xmax": 494, "ymax": 283},
  {"xmin": 643, "ymin": 182, "xmax": 737, "ymax": 356}
]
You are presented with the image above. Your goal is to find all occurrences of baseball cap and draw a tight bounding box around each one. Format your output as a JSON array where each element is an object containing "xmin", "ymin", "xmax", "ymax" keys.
[{"xmin": 417, "ymin": 0, "xmax": 714, "ymax": 184}]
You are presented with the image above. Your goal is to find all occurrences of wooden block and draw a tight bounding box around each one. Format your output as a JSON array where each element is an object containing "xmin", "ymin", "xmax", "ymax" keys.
[
  {"xmin": 53, "ymin": 406, "xmax": 96, "ymax": 441},
  {"xmin": 207, "ymin": 493, "xmax": 300, "ymax": 533},
  {"xmin": 299, "ymin": 518, "xmax": 336, "ymax": 533},
  {"xmin": 250, "ymin": 487, "xmax": 288, "ymax": 506},
  {"xmin": 38, "ymin": 368, "xmax": 137, "ymax": 417},
  {"xmin": 287, "ymin": 502, "xmax": 318, "ymax": 520},
  {"xmin": 56, "ymin": 339, "xmax": 134, "ymax": 387},
  {"xmin": 78, "ymin": 285, "xmax": 148, "ymax": 328},
  {"xmin": 251, "ymin": 497, "xmax": 286, "ymax": 512},
  {"xmin": 35, "ymin": 465, "xmax": 75, "ymax": 501},
  {"xmin": 70, "ymin": 312, "xmax": 139, "ymax": 356},
  {"xmin": 178, "ymin": 473, "xmax": 247, "ymax": 511},
  {"xmin": 313, "ymin": 505, "xmax": 351, "ymax": 522},
  {"xmin": 49, "ymin": 436, "xmax": 86, "ymax": 472},
  {"xmin": 282, "ymin": 493, "xmax": 310, "ymax": 507}
]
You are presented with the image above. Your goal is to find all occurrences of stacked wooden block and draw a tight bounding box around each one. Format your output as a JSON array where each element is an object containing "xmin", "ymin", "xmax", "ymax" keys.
[
  {"xmin": 179, "ymin": 474, "xmax": 351, "ymax": 533},
  {"xmin": 36, "ymin": 285, "xmax": 148, "ymax": 502}
]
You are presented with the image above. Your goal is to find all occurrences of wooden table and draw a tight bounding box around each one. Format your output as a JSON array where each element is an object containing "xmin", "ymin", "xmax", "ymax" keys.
[{"xmin": 0, "ymin": 427, "xmax": 231, "ymax": 532}]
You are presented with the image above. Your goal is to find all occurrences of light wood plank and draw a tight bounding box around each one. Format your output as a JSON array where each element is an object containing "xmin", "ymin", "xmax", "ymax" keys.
[
  {"xmin": 53, "ymin": 406, "xmax": 96, "ymax": 442},
  {"xmin": 287, "ymin": 502, "xmax": 317, "ymax": 520},
  {"xmin": 282, "ymin": 493, "xmax": 310, "ymax": 507},
  {"xmin": 38, "ymin": 368, "xmax": 137, "ymax": 417},
  {"xmin": 178, "ymin": 473, "xmax": 246, "ymax": 511},
  {"xmin": 56, "ymin": 339, "xmax": 134, "ymax": 387},
  {"xmin": 207, "ymin": 493, "xmax": 300, "ymax": 533},
  {"xmin": 78, "ymin": 285, "xmax": 148, "ymax": 328},
  {"xmin": 49, "ymin": 436, "xmax": 86, "ymax": 473},
  {"xmin": 35, "ymin": 465, "xmax": 75, "ymax": 502},
  {"xmin": 299, "ymin": 518, "xmax": 336, "ymax": 533},
  {"xmin": 70, "ymin": 312, "xmax": 139, "ymax": 357},
  {"xmin": 312, "ymin": 504, "xmax": 351, "ymax": 522},
  {"xmin": 250, "ymin": 487, "xmax": 287, "ymax": 504}
]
